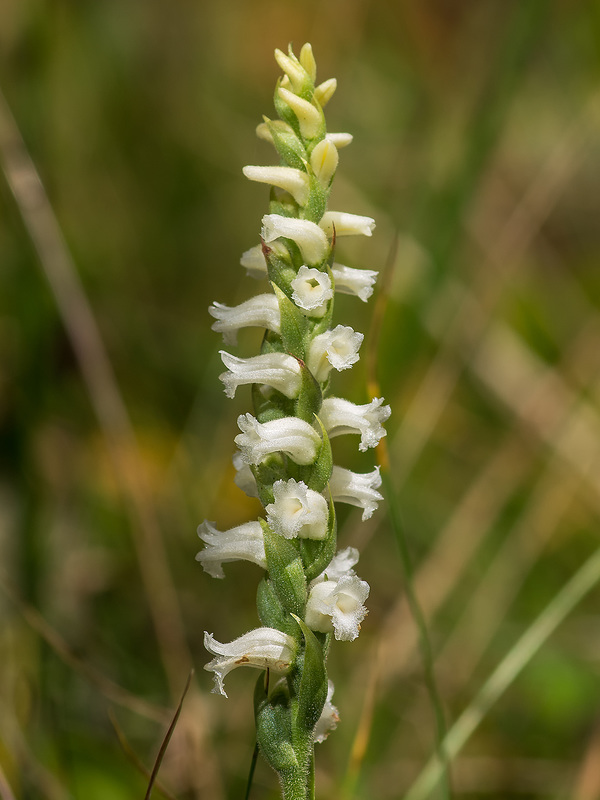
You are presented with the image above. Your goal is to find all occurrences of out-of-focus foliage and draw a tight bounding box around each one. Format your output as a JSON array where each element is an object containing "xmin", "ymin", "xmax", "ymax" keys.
[{"xmin": 1, "ymin": 1, "xmax": 600, "ymax": 798}]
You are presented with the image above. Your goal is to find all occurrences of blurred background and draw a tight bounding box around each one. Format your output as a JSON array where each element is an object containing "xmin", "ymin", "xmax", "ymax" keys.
[{"xmin": 1, "ymin": 1, "xmax": 600, "ymax": 798}]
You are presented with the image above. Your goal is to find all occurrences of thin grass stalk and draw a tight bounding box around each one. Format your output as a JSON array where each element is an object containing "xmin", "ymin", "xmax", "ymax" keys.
[{"xmin": 403, "ymin": 544, "xmax": 600, "ymax": 800}]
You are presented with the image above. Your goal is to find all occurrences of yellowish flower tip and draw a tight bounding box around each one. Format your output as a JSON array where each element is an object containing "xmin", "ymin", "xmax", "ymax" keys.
[
  {"xmin": 275, "ymin": 47, "xmax": 306, "ymax": 92},
  {"xmin": 315, "ymin": 78, "xmax": 337, "ymax": 108},
  {"xmin": 299, "ymin": 43, "xmax": 317, "ymax": 83}
]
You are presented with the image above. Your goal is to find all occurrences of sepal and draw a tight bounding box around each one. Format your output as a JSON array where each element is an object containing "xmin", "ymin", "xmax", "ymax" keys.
[
  {"xmin": 272, "ymin": 282, "xmax": 308, "ymax": 357},
  {"xmin": 296, "ymin": 415, "xmax": 332, "ymax": 492},
  {"xmin": 264, "ymin": 117, "xmax": 308, "ymax": 170},
  {"xmin": 261, "ymin": 519, "xmax": 307, "ymax": 616},
  {"xmin": 257, "ymin": 578, "xmax": 297, "ymax": 636},
  {"xmin": 301, "ymin": 492, "xmax": 337, "ymax": 583},
  {"xmin": 254, "ymin": 675, "xmax": 298, "ymax": 774},
  {"xmin": 291, "ymin": 615, "xmax": 329, "ymax": 737}
]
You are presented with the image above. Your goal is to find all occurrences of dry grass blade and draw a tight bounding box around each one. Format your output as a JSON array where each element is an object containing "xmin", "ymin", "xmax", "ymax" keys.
[
  {"xmin": 144, "ymin": 670, "xmax": 194, "ymax": 800},
  {"xmin": 0, "ymin": 573, "xmax": 169, "ymax": 724},
  {"xmin": 0, "ymin": 85, "xmax": 189, "ymax": 700},
  {"xmin": 403, "ymin": 544, "xmax": 600, "ymax": 800},
  {"xmin": 109, "ymin": 710, "xmax": 177, "ymax": 800},
  {"xmin": 0, "ymin": 84, "xmax": 224, "ymax": 800},
  {"xmin": 0, "ymin": 765, "xmax": 17, "ymax": 800}
]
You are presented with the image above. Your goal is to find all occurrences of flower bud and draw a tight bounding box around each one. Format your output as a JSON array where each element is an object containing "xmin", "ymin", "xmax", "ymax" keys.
[
  {"xmin": 320, "ymin": 211, "xmax": 376, "ymax": 238},
  {"xmin": 243, "ymin": 165, "xmax": 310, "ymax": 206},
  {"xmin": 314, "ymin": 78, "xmax": 337, "ymax": 107},
  {"xmin": 262, "ymin": 214, "xmax": 329, "ymax": 266},
  {"xmin": 278, "ymin": 86, "xmax": 323, "ymax": 139},
  {"xmin": 310, "ymin": 138, "xmax": 338, "ymax": 188}
]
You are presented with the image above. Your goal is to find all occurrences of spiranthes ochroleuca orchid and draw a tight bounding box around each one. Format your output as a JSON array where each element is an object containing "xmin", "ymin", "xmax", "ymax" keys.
[
  {"xmin": 204, "ymin": 628, "xmax": 297, "ymax": 698},
  {"xmin": 198, "ymin": 43, "xmax": 389, "ymax": 798}
]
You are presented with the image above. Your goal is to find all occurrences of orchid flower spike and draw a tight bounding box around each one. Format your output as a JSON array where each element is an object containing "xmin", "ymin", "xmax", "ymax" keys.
[{"xmin": 200, "ymin": 43, "xmax": 390, "ymax": 795}]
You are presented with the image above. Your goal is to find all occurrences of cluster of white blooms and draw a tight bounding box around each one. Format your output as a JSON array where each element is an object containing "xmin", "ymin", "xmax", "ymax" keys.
[{"xmin": 197, "ymin": 44, "xmax": 390, "ymax": 771}]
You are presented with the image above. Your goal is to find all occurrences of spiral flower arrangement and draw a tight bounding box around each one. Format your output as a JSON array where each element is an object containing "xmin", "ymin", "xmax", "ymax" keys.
[{"xmin": 197, "ymin": 43, "xmax": 390, "ymax": 799}]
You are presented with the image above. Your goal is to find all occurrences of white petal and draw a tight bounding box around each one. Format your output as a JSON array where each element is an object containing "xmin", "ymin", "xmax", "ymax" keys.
[
  {"xmin": 262, "ymin": 214, "xmax": 329, "ymax": 266},
  {"xmin": 209, "ymin": 294, "xmax": 280, "ymax": 344},
  {"xmin": 240, "ymin": 245, "xmax": 268, "ymax": 279},
  {"xmin": 232, "ymin": 450, "xmax": 258, "ymax": 497},
  {"xmin": 243, "ymin": 165, "xmax": 310, "ymax": 206},
  {"xmin": 331, "ymin": 263, "xmax": 378, "ymax": 301},
  {"xmin": 320, "ymin": 211, "xmax": 376, "ymax": 238},
  {"xmin": 196, "ymin": 520, "xmax": 266, "ymax": 578},
  {"xmin": 291, "ymin": 265, "xmax": 333, "ymax": 316},
  {"xmin": 329, "ymin": 466, "xmax": 383, "ymax": 520},
  {"xmin": 305, "ymin": 575, "xmax": 369, "ymax": 641},
  {"xmin": 310, "ymin": 139, "xmax": 338, "ymax": 188},
  {"xmin": 204, "ymin": 628, "xmax": 296, "ymax": 697},
  {"xmin": 314, "ymin": 680, "xmax": 339, "ymax": 743},
  {"xmin": 320, "ymin": 397, "xmax": 391, "ymax": 452},
  {"xmin": 326, "ymin": 132, "xmax": 353, "ymax": 149},
  {"xmin": 307, "ymin": 325, "xmax": 363, "ymax": 382},
  {"xmin": 219, "ymin": 351, "xmax": 302, "ymax": 399},
  {"xmin": 266, "ymin": 479, "xmax": 329, "ymax": 540},
  {"xmin": 235, "ymin": 413, "xmax": 321, "ymax": 466},
  {"xmin": 314, "ymin": 78, "xmax": 337, "ymax": 107}
]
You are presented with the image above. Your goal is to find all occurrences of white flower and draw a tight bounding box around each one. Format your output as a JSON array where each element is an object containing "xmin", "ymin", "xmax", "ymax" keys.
[
  {"xmin": 219, "ymin": 351, "xmax": 301, "ymax": 400},
  {"xmin": 196, "ymin": 520, "xmax": 266, "ymax": 578},
  {"xmin": 209, "ymin": 294, "xmax": 280, "ymax": 345},
  {"xmin": 305, "ymin": 574, "xmax": 370, "ymax": 641},
  {"xmin": 314, "ymin": 78, "xmax": 337, "ymax": 107},
  {"xmin": 314, "ymin": 680, "xmax": 340, "ymax": 743},
  {"xmin": 204, "ymin": 628, "xmax": 297, "ymax": 697},
  {"xmin": 312, "ymin": 546, "xmax": 360, "ymax": 584},
  {"xmin": 291, "ymin": 266, "xmax": 333, "ymax": 316},
  {"xmin": 243, "ymin": 165, "xmax": 310, "ymax": 206},
  {"xmin": 320, "ymin": 211, "xmax": 376, "ymax": 238},
  {"xmin": 331, "ymin": 263, "xmax": 378, "ymax": 301},
  {"xmin": 240, "ymin": 245, "xmax": 268, "ymax": 279},
  {"xmin": 307, "ymin": 325, "xmax": 363, "ymax": 382},
  {"xmin": 326, "ymin": 132, "xmax": 353, "ymax": 148},
  {"xmin": 232, "ymin": 451, "xmax": 258, "ymax": 497},
  {"xmin": 329, "ymin": 465, "xmax": 383, "ymax": 520},
  {"xmin": 310, "ymin": 139, "xmax": 338, "ymax": 188},
  {"xmin": 266, "ymin": 479, "xmax": 329, "ymax": 540},
  {"xmin": 262, "ymin": 214, "xmax": 329, "ymax": 266},
  {"xmin": 235, "ymin": 413, "xmax": 321, "ymax": 466},
  {"xmin": 277, "ymin": 87, "xmax": 322, "ymax": 138},
  {"xmin": 320, "ymin": 397, "xmax": 391, "ymax": 452}
]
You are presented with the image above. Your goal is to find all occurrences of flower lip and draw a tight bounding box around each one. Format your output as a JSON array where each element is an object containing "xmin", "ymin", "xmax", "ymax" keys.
[
  {"xmin": 219, "ymin": 351, "xmax": 302, "ymax": 399},
  {"xmin": 320, "ymin": 396, "xmax": 391, "ymax": 452},
  {"xmin": 204, "ymin": 627, "xmax": 297, "ymax": 697},
  {"xmin": 266, "ymin": 478, "xmax": 329, "ymax": 540},
  {"xmin": 235, "ymin": 413, "xmax": 321, "ymax": 466},
  {"xmin": 196, "ymin": 520, "xmax": 266, "ymax": 578},
  {"xmin": 262, "ymin": 214, "xmax": 329, "ymax": 266}
]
